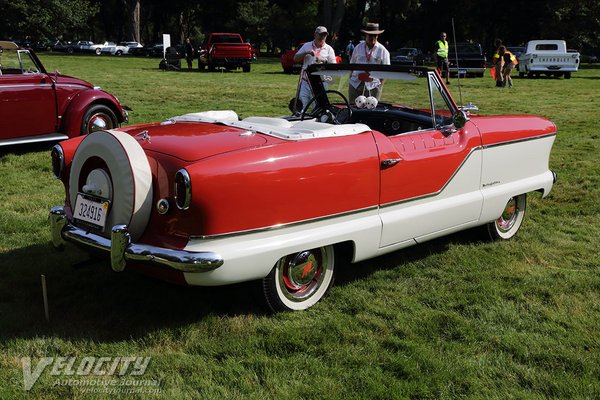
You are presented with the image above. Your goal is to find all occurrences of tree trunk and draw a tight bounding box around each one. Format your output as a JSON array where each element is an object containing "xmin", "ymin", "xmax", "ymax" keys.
[{"xmin": 122, "ymin": 0, "xmax": 141, "ymax": 42}]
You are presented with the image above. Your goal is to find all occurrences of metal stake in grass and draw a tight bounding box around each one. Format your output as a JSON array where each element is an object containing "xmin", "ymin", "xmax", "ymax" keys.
[{"xmin": 41, "ymin": 275, "xmax": 50, "ymax": 322}]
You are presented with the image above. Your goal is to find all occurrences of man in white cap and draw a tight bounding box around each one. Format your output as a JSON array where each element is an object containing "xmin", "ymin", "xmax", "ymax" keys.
[
  {"xmin": 348, "ymin": 22, "xmax": 390, "ymax": 103},
  {"xmin": 294, "ymin": 26, "xmax": 337, "ymax": 111}
]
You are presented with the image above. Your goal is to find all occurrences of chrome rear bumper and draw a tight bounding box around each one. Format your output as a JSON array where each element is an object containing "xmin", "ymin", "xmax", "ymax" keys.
[{"xmin": 49, "ymin": 206, "xmax": 223, "ymax": 273}]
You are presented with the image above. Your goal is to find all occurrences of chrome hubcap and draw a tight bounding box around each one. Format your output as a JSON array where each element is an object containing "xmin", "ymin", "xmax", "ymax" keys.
[
  {"xmin": 497, "ymin": 197, "xmax": 518, "ymax": 232},
  {"xmin": 88, "ymin": 113, "xmax": 114, "ymax": 133},
  {"xmin": 279, "ymin": 249, "xmax": 326, "ymax": 301}
]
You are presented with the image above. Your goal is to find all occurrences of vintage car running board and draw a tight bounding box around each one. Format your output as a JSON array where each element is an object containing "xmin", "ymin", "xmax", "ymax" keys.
[{"xmin": 0, "ymin": 133, "xmax": 69, "ymax": 147}]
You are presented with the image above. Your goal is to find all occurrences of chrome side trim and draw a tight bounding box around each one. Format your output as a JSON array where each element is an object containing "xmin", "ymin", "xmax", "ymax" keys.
[
  {"xmin": 191, "ymin": 205, "xmax": 380, "ymax": 240},
  {"xmin": 481, "ymin": 132, "xmax": 556, "ymax": 149},
  {"xmin": 0, "ymin": 133, "xmax": 69, "ymax": 147},
  {"xmin": 49, "ymin": 206, "xmax": 223, "ymax": 273}
]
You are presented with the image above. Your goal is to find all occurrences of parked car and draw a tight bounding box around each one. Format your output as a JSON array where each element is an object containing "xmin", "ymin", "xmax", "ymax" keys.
[
  {"xmin": 280, "ymin": 43, "xmax": 342, "ymax": 74},
  {"xmin": 49, "ymin": 63, "xmax": 556, "ymax": 312},
  {"xmin": 448, "ymin": 42, "xmax": 486, "ymax": 77},
  {"xmin": 517, "ymin": 40, "xmax": 580, "ymax": 79},
  {"xmin": 139, "ymin": 43, "xmax": 164, "ymax": 57},
  {"xmin": 53, "ymin": 40, "xmax": 104, "ymax": 55},
  {"xmin": 101, "ymin": 41, "xmax": 143, "ymax": 56},
  {"xmin": 198, "ymin": 33, "xmax": 253, "ymax": 72},
  {"xmin": 0, "ymin": 41, "xmax": 128, "ymax": 147},
  {"xmin": 391, "ymin": 48, "xmax": 425, "ymax": 66}
]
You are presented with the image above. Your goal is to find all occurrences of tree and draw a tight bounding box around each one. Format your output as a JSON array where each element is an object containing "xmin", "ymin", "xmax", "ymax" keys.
[
  {"xmin": 0, "ymin": 0, "xmax": 99, "ymax": 40},
  {"xmin": 122, "ymin": 0, "xmax": 141, "ymax": 42}
]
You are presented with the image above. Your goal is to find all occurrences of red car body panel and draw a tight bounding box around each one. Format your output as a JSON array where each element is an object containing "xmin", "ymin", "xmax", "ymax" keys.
[
  {"xmin": 375, "ymin": 122, "xmax": 483, "ymax": 205},
  {"xmin": 472, "ymin": 115, "xmax": 557, "ymax": 146},
  {"xmin": 0, "ymin": 74, "xmax": 57, "ymax": 135}
]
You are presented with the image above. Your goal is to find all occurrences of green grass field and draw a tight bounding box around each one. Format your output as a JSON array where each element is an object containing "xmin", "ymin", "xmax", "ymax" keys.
[{"xmin": 1, "ymin": 55, "xmax": 599, "ymax": 399}]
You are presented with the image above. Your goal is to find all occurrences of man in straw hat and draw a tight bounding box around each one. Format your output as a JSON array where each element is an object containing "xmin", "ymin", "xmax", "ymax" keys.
[
  {"xmin": 348, "ymin": 22, "xmax": 390, "ymax": 103},
  {"xmin": 293, "ymin": 26, "xmax": 337, "ymax": 111}
]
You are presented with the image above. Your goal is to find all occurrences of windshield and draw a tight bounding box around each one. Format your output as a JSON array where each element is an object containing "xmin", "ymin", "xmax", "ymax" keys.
[{"xmin": 300, "ymin": 64, "xmax": 458, "ymax": 135}]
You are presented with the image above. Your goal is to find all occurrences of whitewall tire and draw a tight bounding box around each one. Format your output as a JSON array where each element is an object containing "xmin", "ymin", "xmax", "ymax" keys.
[
  {"xmin": 486, "ymin": 194, "xmax": 527, "ymax": 240},
  {"xmin": 263, "ymin": 245, "xmax": 335, "ymax": 312}
]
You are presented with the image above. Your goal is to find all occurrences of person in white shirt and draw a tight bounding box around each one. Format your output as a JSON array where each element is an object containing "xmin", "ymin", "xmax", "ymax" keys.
[
  {"xmin": 348, "ymin": 22, "xmax": 391, "ymax": 103},
  {"xmin": 293, "ymin": 26, "xmax": 337, "ymax": 111}
]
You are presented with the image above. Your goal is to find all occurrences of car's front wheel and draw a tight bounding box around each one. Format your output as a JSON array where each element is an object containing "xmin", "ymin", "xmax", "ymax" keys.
[
  {"xmin": 81, "ymin": 104, "xmax": 118, "ymax": 134},
  {"xmin": 263, "ymin": 245, "xmax": 335, "ymax": 312},
  {"xmin": 486, "ymin": 194, "xmax": 527, "ymax": 240}
]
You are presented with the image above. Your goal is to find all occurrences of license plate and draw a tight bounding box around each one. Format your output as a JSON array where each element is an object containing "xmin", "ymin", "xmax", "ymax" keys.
[{"xmin": 73, "ymin": 193, "xmax": 110, "ymax": 229}]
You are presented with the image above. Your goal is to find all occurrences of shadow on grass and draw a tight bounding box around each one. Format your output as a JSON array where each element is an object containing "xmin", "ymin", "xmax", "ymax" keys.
[
  {"xmin": 0, "ymin": 244, "xmax": 267, "ymax": 342},
  {"xmin": 335, "ymin": 227, "xmax": 486, "ymax": 286},
  {"xmin": 0, "ymin": 228, "xmax": 485, "ymax": 342}
]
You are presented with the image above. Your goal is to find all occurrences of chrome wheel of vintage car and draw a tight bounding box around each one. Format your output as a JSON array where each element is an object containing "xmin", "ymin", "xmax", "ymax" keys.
[
  {"xmin": 81, "ymin": 105, "xmax": 118, "ymax": 134},
  {"xmin": 263, "ymin": 245, "xmax": 335, "ymax": 311},
  {"xmin": 486, "ymin": 194, "xmax": 527, "ymax": 240}
]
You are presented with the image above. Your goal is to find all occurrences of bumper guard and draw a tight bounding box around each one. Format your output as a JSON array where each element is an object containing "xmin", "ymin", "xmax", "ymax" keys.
[{"xmin": 49, "ymin": 206, "xmax": 223, "ymax": 273}]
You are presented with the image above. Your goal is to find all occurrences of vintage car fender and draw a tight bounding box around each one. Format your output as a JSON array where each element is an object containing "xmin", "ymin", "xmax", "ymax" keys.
[{"xmin": 60, "ymin": 89, "xmax": 125, "ymax": 137}]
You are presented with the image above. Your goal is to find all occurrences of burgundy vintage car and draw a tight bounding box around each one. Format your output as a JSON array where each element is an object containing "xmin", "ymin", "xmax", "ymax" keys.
[
  {"xmin": 0, "ymin": 41, "xmax": 127, "ymax": 147},
  {"xmin": 49, "ymin": 63, "xmax": 557, "ymax": 311}
]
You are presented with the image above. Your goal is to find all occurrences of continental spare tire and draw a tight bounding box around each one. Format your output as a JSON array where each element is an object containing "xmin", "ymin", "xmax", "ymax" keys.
[{"xmin": 69, "ymin": 130, "xmax": 153, "ymax": 241}]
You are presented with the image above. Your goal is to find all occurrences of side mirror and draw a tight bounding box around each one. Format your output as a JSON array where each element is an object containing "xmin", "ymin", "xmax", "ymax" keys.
[
  {"xmin": 440, "ymin": 110, "xmax": 469, "ymax": 136},
  {"xmin": 452, "ymin": 110, "xmax": 469, "ymax": 129}
]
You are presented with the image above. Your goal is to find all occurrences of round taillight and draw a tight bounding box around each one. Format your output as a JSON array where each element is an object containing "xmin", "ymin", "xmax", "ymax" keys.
[
  {"xmin": 174, "ymin": 169, "xmax": 191, "ymax": 210},
  {"xmin": 51, "ymin": 145, "xmax": 64, "ymax": 179}
]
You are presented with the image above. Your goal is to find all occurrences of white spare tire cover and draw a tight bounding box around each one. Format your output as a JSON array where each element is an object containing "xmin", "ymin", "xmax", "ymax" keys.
[{"xmin": 69, "ymin": 129, "xmax": 153, "ymax": 241}]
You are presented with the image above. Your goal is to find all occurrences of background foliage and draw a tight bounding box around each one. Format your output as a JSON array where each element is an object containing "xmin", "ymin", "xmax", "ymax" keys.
[{"xmin": 1, "ymin": 0, "xmax": 599, "ymax": 54}]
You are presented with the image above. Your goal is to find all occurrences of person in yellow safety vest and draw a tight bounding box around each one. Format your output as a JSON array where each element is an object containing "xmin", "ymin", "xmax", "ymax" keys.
[
  {"xmin": 498, "ymin": 45, "xmax": 518, "ymax": 88},
  {"xmin": 435, "ymin": 32, "xmax": 450, "ymax": 84},
  {"xmin": 491, "ymin": 39, "xmax": 504, "ymax": 87}
]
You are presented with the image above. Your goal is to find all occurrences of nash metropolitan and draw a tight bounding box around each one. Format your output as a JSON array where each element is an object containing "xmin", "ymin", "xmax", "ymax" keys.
[
  {"xmin": 0, "ymin": 41, "xmax": 128, "ymax": 147},
  {"xmin": 49, "ymin": 63, "xmax": 556, "ymax": 311}
]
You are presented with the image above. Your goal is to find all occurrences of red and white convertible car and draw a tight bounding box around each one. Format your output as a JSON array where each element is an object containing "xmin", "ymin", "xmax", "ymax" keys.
[{"xmin": 49, "ymin": 64, "xmax": 557, "ymax": 311}]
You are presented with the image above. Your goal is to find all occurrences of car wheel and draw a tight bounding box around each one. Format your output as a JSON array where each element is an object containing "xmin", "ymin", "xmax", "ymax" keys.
[
  {"xmin": 67, "ymin": 47, "xmax": 74, "ymax": 54},
  {"xmin": 68, "ymin": 130, "xmax": 153, "ymax": 242},
  {"xmin": 263, "ymin": 245, "xmax": 335, "ymax": 312},
  {"xmin": 486, "ymin": 194, "xmax": 527, "ymax": 240},
  {"xmin": 116, "ymin": 50, "xmax": 123, "ymax": 56},
  {"xmin": 95, "ymin": 48, "xmax": 101, "ymax": 55},
  {"xmin": 208, "ymin": 63, "xmax": 216, "ymax": 72},
  {"xmin": 81, "ymin": 105, "xmax": 118, "ymax": 135},
  {"xmin": 564, "ymin": 72, "xmax": 571, "ymax": 79},
  {"xmin": 242, "ymin": 64, "xmax": 251, "ymax": 73}
]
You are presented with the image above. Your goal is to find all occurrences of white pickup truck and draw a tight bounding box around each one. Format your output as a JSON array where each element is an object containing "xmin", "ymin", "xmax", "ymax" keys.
[{"xmin": 517, "ymin": 40, "xmax": 579, "ymax": 79}]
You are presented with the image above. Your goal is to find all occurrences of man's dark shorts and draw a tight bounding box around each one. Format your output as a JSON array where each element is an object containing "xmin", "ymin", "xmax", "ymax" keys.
[{"xmin": 436, "ymin": 56, "xmax": 449, "ymax": 71}]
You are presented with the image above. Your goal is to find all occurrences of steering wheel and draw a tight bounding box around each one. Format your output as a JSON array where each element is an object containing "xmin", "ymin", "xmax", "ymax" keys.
[{"xmin": 300, "ymin": 90, "xmax": 352, "ymax": 125}]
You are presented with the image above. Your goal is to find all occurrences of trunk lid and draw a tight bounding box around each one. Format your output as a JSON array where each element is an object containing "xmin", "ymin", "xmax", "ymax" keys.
[{"xmin": 121, "ymin": 121, "xmax": 269, "ymax": 162}]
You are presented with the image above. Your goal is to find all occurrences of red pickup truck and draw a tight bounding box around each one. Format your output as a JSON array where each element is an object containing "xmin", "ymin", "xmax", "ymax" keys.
[{"xmin": 198, "ymin": 33, "xmax": 253, "ymax": 72}]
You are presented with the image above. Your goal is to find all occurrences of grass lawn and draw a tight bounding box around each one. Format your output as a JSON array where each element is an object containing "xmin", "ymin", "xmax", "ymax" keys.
[{"xmin": 0, "ymin": 54, "xmax": 599, "ymax": 399}]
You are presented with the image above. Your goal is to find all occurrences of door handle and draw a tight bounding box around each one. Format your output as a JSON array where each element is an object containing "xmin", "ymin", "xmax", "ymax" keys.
[{"xmin": 381, "ymin": 158, "xmax": 402, "ymax": 169}]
